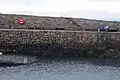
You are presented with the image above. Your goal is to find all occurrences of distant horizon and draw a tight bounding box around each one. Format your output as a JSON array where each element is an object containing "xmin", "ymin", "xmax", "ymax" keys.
[
  {"xmin": 0, "ymin": 0, "xmax": 120, "ymax": 21},
  {"xmin": 1, "ymin": 11, "xmax": 120, "ymax": 22}
]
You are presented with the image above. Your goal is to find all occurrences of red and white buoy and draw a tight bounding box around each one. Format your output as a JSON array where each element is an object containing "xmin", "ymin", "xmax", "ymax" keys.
[{"xmin": 18, "ymin": 18, "xmax": 25, "ymax": 25}]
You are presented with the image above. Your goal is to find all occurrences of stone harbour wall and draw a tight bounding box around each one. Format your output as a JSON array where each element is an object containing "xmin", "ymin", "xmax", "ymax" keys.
[
  {"xmin": 0, "ymin": 29, "xmax": 120, "ymax": 58},
  {"xmin": 0, "ymin": 14, "xmax": 120, "ymax": 31},
  {"xmin": 0, "ymin": 13, "xmax": 120, "ymax": 58}
]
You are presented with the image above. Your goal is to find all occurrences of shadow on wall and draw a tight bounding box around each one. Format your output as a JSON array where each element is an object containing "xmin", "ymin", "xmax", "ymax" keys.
[{"xmin": 0, "ymin": 34, "xmax": 120, "ymax": 59}]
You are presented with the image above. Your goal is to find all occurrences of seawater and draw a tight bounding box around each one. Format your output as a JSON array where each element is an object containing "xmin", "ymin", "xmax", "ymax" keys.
[{"xmin": 0, "ymin": 57, "xmax": 120, "ymax": 80}]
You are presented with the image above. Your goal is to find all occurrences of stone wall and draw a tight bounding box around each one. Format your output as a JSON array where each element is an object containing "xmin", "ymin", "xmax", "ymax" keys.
[
  {"xmin": 0, "ymin": 29, "xmax": 120, "ymax": 58},
  {"xmin": 0, "ymin": 13, "xmax": 120, "ymax": 58},
  {"xmin": 0, "ymin": 14, "xmax": 120, "ymax": 31}
]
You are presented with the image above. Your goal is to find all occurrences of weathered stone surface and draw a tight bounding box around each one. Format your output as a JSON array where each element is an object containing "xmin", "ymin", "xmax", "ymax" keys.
[
  {"xmin": 0, "ymin": 14, "xmax": 120, "ymax": 31},
  {"xmin": 0, "ymin": 29, "xmax": 120, "ymax": 58},
  {"xmin": 0, "ymin": 14, "xmax": 120, "ymax": 58}
]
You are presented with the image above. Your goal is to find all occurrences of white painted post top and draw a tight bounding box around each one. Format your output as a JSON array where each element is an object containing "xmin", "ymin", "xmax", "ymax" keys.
[{"xmin": 0, "ymin": 52, "xmax": 3, "ymax": 55}]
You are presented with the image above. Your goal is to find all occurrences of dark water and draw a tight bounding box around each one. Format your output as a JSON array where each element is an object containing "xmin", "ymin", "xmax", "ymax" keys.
[{"xmin": 0, "ymin": 57, "xmax": 120, "ymax": 80}]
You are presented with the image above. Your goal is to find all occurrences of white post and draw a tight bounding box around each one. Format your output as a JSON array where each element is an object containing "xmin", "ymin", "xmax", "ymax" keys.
[
  {"xmin": 23, "ymin": 57, "xmax": 28, "ymax": 64},
  {"xmin": 0, "ymin": 52, "xmax": 2, "ymax": 55},
  {"xmin": 98, "ymin": 29, "xmax": 100, "ymax": 32}
]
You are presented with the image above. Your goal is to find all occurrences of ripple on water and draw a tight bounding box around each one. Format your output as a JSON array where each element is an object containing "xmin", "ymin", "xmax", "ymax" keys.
[{"xmin": 0, "ymin": 58, "xmax": 120, "ymax": 80}]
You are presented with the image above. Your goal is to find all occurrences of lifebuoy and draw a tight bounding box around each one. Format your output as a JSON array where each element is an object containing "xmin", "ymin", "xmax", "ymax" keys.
[{"xmin": 18, "ymin": 18, "xmax": 25, "ymax": 25}]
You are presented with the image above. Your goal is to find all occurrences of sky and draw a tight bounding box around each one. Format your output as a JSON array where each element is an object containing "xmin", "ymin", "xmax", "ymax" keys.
[{"xmin": 0, "ymin": 0, "xmax": 120, "ymax": 21}]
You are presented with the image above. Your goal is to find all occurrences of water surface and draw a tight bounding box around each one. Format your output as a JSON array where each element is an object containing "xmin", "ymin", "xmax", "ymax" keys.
[{"xmin": 0, "ymin": 57, "xmax": 120, "ymax": 80}]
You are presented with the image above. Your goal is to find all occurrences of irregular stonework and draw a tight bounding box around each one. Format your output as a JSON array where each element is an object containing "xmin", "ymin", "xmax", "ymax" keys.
[
  {"xmin": 0, "ymin": 14, "xmax": 119, "ymax": 31},
  {"xmin": 0, "ymin": 29, "xmax": 120, "ymax": 58},
  {"xmin": 0, "ymin": 14, "xmax": 120, "ymax": 58}
]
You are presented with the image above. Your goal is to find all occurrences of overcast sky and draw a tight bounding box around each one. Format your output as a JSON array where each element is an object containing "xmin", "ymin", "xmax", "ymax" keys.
[{"xmin": 0, "ymin": 0, "xmax": 120, "ymax": 21}]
